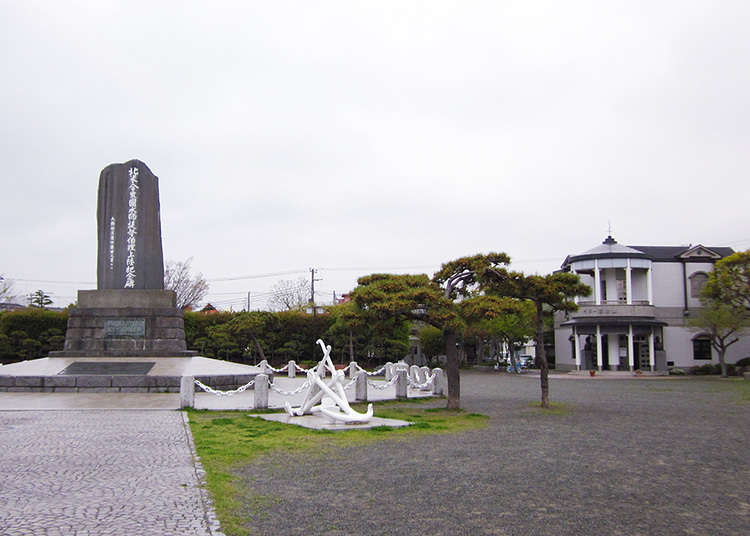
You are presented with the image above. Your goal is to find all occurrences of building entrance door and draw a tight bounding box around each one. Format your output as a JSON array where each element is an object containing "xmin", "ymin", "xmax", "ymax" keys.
[{"xmin": 633, "ymin": 335, "xmax": 649, "ymax": 370}]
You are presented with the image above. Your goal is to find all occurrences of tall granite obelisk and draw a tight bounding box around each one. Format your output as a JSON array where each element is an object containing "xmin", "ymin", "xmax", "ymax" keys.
[
  {"xmin": 51, "ymin": 159, "xmax": 196, "ymax": 357},
  {"xmin": 97, "ymin": 160, "xmax": 164, "ymax": 290}
]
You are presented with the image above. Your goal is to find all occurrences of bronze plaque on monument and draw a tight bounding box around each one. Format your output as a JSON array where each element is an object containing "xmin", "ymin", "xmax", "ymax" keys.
[{"xmin": 104, "ymin": 319, "xmax": 146, "ymax": 338}]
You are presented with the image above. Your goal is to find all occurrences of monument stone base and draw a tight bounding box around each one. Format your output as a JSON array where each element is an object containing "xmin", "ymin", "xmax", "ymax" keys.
[{"xmin": 50, "ymin": 289, "xmax": 197, "ymax": 358}]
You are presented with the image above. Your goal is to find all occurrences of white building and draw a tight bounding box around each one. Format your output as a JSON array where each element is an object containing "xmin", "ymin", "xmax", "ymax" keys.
[{"xmin": 554, "ymin": 236, "xmax": 750, "ymax": 371}]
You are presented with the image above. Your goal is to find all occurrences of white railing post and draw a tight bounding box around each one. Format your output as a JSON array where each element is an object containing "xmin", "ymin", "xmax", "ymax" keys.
[
  {"xmin": 431, "ymin": 368, "xmax": 444, "ymax": 396},
  {"xmin": 419, "ymin": 366, "xmax": 431, "ymax": 390},
  {"xmin": 385, "ymin": 362, "xmax": 394, "ymax": 381},
  {"xmin": 180, "ymin": 376, "xmax": 195, "ymax": 408},
  {"xmin": 395, "ymin": 368, "xmax": 408, "ymax": 399},
  {"xmin": 355, "ymin": 371, "xmax": 368, "ymax": 401},
  {"xmin": 409, "ymin": 365, "xmax": 420, "ymax": 384},
  {"xmin": 288, "ymin": 360, "xmax": 296, "ymax": 378},
  {"xmin": 349, "ymin": 361, "xmax": 358, "ymax": 379},
  {"xmin": 254, "ymin": 373, "xmax": 269, "ymax": 409}
]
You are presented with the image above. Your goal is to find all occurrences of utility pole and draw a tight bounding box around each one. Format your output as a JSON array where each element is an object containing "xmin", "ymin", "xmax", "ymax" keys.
[
  {"xmin": 310, "ymin": 268, "xmax": 322, "ymax": 316},
  {"xmin": 247, "ymin": 291, "xmax": 251, "ymax": 312}
]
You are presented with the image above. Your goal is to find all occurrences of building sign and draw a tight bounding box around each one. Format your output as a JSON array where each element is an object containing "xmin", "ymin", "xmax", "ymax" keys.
[{"xmin": 104, "ymin": 319, "xmax": 146, "ymax": 338}]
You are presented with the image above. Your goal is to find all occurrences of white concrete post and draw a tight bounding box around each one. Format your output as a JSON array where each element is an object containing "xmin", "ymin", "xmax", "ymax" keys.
[
  {"xmin": 180, "ymin": 376, "xmax": 194, "ymax": 409},
  {"xmin": 626, "ymin": 259, "xmax": 632, "ymax": 305},
  {"xmin": 647, "ymin": 265, "xmax": 654, "ymax": 305},
  {"xmin": 258, "ymin": 360, "xmax": 270, "ymax": 376},
  {"xmin": 573, "ymin": 328, "xmax": 582, "ymax": 371},
  {"xmin": 355, "ymin": 371, "xmax": 367, "ymax": 401},
  {"xmin": 648, "ymin": 330, "xmax": 655, "ymax": 371},
  {"xmin": 254, "ymin": 373, "xmax": 269, "ymax": 409},
  {"xmin": 288, "ymin": 360, "xmax": 296, "ymax": 378},
  {"xmin": 420, "ymin": 366, "xmax": 430, "ymax": 384},
  {"xmin": 571, "ymin": 268, "xmax": 578, "ymax": 304},
  {"xmin": 596, "ymin": 325, "xmax": 603, "ymax": 370},
  {"xmin": 395, "ymin": 368, "xmax": 408, "ymax": 399},
  {"xmin": 431, "ymin": 368, "xmax": 444, "ymax": 395},
  {"xmin": 628, "ymin": 325, "xmax": 635, "ymax": 371},
  {"xmin": 385, "ymin": 362, "xmax": 394, "ymax": 381},
  {"xmin": 594, "ymin": 259, "xmax": 601, "ymax": 305},
  {"xmin": 409, "ymin": 365, "xmax": 420, "ymax": 384},
  {"xmin": 349, "ymin": 361, "xmax": 358, "ymax": 379}
]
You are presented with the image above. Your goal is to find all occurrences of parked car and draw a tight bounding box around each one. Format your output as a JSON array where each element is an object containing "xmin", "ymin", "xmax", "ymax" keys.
[{"xmin": 518, "ymin": 355, "xmax": 534, "ymax": 369}]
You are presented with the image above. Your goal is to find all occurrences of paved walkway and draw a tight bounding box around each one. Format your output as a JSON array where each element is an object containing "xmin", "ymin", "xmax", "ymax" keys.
[{"xmin": 0, "ymin": 411, "xmax": 218, "ymax": 536}]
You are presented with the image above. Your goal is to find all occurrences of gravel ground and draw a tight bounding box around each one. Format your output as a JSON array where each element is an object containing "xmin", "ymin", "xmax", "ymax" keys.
[{"xmin": 239, "ymin": 371, "xmax": 749, "ymax": 536}]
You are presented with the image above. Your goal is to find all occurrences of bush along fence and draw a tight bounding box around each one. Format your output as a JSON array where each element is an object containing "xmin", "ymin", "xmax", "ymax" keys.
[{"xmin": 181, "ymin": 359, "xmax": 445, "ymax": 410}]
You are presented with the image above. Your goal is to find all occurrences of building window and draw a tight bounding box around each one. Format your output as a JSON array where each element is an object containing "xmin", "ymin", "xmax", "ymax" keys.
[
  {"xmin": 692, "ymin": 337, "xmax": 712, "ymax": 360},
  {"xmin": 689, "ymin": 272, "xmax": 709, "ymax": 298}
]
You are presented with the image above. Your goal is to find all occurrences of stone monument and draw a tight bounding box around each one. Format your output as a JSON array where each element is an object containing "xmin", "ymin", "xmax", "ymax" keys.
[{"xmin": 51, "ymin": 159, "xmax": 196, "ymax": 357}]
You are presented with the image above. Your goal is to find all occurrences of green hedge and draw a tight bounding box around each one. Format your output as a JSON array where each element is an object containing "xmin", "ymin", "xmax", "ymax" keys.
[
  {"xmin": 0, "ymin": 307, "xmax": 411, "ymax": 366},
  {"xmin": 0, "ymin": 309, "xmax": 68, "ymax": 363}
]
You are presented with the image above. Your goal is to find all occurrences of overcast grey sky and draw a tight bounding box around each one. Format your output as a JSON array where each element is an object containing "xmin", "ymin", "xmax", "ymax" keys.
[{"xmin": 2, "ymin": 1, "xmax": 748, "ymax": 310}]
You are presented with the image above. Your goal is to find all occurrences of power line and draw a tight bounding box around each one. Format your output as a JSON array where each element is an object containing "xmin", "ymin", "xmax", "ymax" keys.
[
  {"xmin": 207, "ymin": 269, "xmax": 306, "ymax": 282},
  {"xmin": 13, "ymin": 278, "xmax": 95, "ymax": 285}
]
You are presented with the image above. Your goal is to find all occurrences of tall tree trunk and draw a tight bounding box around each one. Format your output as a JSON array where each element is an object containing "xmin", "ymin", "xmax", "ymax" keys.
[
  {"xmin": 718, "ymin": 347, "xmax": 727, "ymax": 378},
  {"xmin": 535, "ymin": 302, "xmax": 550, "ymax": 408},
  {"xmin": 507, "ymin": 337, "xmax": 519, "ymax": 374},
  {"xmin": 251, "ymin": 334, "xmax": 267, "ymax": 362},
  {"xmin": 445, "ymin": 327, "xmax": 460, "ymax": 409}
]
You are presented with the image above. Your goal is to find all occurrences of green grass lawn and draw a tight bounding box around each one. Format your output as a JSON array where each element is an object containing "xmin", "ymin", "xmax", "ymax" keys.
[{"xmin": 187, "ymin": 400, "xmax": 488, "ymax": 536}]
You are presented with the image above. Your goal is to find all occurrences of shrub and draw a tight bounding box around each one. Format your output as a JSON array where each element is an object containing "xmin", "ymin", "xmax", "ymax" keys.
[
  {"xmin": 669, "ymin": 367, "xmax": 687, "ymax": 375},
  {"xmin": 0, "ymin": 308, "xmax": 67, "ymax": 340},
  {"xmin": 689, "ymin": 364, "xmax": 716, "ymax": 375}
]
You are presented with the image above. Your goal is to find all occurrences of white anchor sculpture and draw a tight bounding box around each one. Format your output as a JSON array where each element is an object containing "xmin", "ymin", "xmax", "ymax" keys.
[{"xmin": 284, "ymin": 339, "xmax": 374, "ymax": 424}]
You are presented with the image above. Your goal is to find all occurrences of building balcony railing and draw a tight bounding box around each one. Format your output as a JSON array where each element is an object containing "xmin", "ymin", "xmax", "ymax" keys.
[
  {"xmin": 578, "ymin": 299, "xmax": 651, "ymax": 306},
  {"xmin": 570, "ymin": 303, "xmax": 655, "ymax": 318}
]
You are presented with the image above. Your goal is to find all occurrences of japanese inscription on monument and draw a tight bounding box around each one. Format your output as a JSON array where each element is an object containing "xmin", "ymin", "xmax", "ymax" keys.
[{"xmin": 97, "ymin": 160, "xmax": 164, "ymax": 290}]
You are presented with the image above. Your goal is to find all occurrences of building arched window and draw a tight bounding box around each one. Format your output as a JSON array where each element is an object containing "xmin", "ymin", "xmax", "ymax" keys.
[
  {"xmin": 689, "ymin": 272, "xmax": 709, "ymax": 298},
  {"xmin": 692, "ymin": 335, "xmax": 712, "ymax": 360}
]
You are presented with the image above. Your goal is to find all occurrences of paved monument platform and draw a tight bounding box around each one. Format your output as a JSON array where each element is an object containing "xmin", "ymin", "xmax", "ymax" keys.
[
  {"xmin": 0, "ymin": 356, "xmax": 266, "ymax": 393},
  {"xmin": 0, "ymin": 376, "xmax": 434, "ymax": 410}
]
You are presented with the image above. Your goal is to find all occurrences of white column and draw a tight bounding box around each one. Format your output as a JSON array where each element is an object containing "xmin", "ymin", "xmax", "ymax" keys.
[
  {"xmin": 627, "ymin": 325, "xmax": 634, "ymax": 371},
  {"xmin": 626, "ymin": 259, "xmax": 632, "ymax": 305},
  {"xmin": 573, "ymin": 327, "xmax": 582, "ymax": 371},
  {"xmin": 595, "ymin": 325, "xmax": 603, "ymax": 370},
  {"xmin": 647, "ymin": 265, "xmax": 654, "ymax": 305},
  {"xmin": 594, "ymin": 259, "xmax": 601, "ymax": 305},
  {"xmin": 648, "ymin": 329, "xmax": 655, "ymax": 371},
  {"xmin": 572, "ymin": 268, "xmax": 579, "ymax": 304}
]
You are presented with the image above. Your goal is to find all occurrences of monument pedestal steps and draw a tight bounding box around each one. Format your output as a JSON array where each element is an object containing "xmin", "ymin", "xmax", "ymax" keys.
[{"xmin": 50, "ymin": 289, "xmax": 197, "ymax": 358}]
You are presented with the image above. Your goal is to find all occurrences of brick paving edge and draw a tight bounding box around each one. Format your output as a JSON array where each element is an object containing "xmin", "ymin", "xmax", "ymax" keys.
[{"xmin": 181, "ymin": 411, "xmax": 227, "ymax": 536}]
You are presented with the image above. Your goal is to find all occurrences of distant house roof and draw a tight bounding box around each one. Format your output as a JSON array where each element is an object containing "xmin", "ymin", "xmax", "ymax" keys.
[
  {"xmin": 562, "ymin": 236, "xmax": 734, "ymax": 268},
  {"xmin": 200, "ymin": 303, "xmax": 219, "ymax": 314}
]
